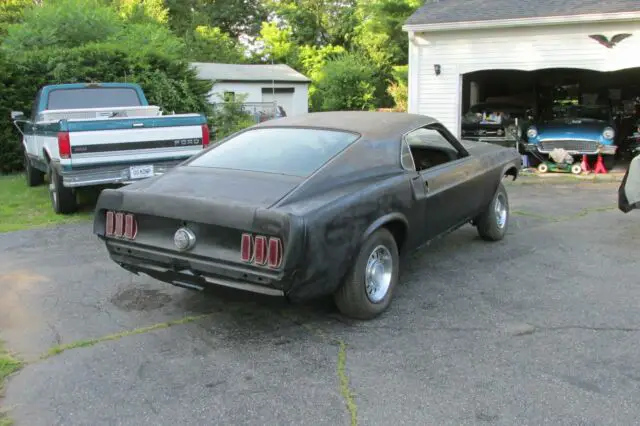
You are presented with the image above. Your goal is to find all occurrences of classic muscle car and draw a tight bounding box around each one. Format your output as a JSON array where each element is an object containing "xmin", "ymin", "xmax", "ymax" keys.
[
  {"xmin": 461, "ymin": 102, "xmax": 532, "ymax": 148},
  {"xmin": 524, "ymin": 104, "xmax": 618, "ymax": 169},
  {"xmin": 93, "ymin": 111, "xmax": 521, "ymax": 320}
]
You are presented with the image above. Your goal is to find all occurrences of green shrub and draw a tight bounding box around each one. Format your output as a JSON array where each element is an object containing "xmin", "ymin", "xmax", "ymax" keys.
[
  {"xmin": 208, "ymin": 93, "xmax": 255, "ymax": 140},
  {"xmin": 314, "ymin": 51, "xmax": 378, "ymax": 111}
]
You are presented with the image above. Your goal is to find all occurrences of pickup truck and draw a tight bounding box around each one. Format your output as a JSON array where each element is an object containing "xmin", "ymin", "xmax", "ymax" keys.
[{"xmin": 12, "ymin": 82, "xmax": 210, "ymax": 214}]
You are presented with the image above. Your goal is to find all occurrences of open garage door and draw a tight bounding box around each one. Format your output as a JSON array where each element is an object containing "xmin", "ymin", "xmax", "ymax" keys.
[{"xmin": 461, "ymin": 67, "xmax": 640, "ymax": 169}]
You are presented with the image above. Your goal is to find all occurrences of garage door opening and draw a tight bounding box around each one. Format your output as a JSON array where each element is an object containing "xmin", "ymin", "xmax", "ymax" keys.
[{"xmin": 461, "ymin": 67, "xmax": 640, "ymax": 169}]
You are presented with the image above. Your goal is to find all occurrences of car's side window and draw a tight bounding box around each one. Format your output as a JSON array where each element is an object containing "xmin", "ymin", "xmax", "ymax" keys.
[{"xmin": 404, "ymin": 126, "xmax": 467, "ymax": 172}]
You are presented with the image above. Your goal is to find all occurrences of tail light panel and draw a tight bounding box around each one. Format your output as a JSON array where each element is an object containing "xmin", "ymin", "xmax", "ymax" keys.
[
  {"xmin": 202, "ymin": 124, "xmax": 210, "ymax": 147},
  {"xmin": 105, "ymin": 210, "xmax": 137, "ymax": 240},
  {"xmin": 241, "ymin": 233, "xmax": 283, "ymax": 269},
  {"xmin": 58, "ymin": 131, "xmax": 71, "ymax": 159}
]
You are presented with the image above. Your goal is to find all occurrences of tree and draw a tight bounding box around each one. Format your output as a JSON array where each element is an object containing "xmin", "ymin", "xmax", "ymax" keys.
[
  {"xmin": 187, "ymin": 25, "xmax": 247, "ymax": 63},
  {"xmin": 314, "ymin": 51, "xmax": 378, "ymax": 111},
  {"xmin": 354, "ymin": 0, "xmax": 422, "ymax": 65},
  {"xmin": 265, "ymin": 0, "xmax": 358, "ymax": 47},
  {"xmin": 0, "ymin": 0, "xmax": 34, "ymax": 39},
  {"xmin": 165, "ymin": 0, "xmax": 268, "ymax": 39},
  {"xmin": 111, "ymin": 0, "xmax": 170, "ymax": 24},
  {"xmin": 2, "ymin": 0, "xmax": 122, "ymax": 53}
]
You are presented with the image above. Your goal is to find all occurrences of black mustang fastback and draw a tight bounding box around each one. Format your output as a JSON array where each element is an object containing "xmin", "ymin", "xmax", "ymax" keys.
[{"xmin": 93, "ymin": 111, "xmax": 521, "ymax": 320}]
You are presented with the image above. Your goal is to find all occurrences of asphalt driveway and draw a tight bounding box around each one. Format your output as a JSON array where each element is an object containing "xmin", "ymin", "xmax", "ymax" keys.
[{"xmin": 1, "ymin": 178, "xmax": 639, "ymax": 426}]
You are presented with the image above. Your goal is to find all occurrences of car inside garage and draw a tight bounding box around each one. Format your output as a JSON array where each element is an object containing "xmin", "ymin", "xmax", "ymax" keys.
[
  {"xmin": 402, "ymin": 0, "xmax": 640, "ymax": 173},
  {"xmin": 460, "ymin": 67, "xmax": 640, "ymax": 168}
]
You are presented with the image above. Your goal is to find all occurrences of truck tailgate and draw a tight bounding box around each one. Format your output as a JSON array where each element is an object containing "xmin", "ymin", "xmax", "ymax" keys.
[{"xmin": 67, "ymin": 124, "xmax": 205, "ymax": 168}]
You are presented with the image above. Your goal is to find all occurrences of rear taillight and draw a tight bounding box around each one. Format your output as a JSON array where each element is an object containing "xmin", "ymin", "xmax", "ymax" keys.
[
  {"xmin": 240, "ymin": 233, "xmax": 284, "ymax": 269},
  {"xmin": 105, "ymin": 210, "xmax": 137, "ymax": 240},
  {"xmin": 58, "ymin": 131, "xmax": 71, "ymax": 159},
  {"xmin": 202, "ymin": 124, "xmax": 210, "ymax": 147}
]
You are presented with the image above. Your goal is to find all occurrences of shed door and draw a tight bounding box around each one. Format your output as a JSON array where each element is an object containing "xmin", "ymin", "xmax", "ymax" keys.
[{"xmin": 262, "ymin": 87, "xmax": 294, "ymax": 116}]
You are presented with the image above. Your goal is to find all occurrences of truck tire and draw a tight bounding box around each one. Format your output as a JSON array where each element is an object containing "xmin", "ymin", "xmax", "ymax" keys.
[
  {"xmin": 334, "ymin": 228, "xmax": 400, "ymax": 320},
  {"xmin": 475, "ymin": 182, "xmax": 509, "ymax": 242},
  {"xmin": 24, "ymin": 151, "xmax": 45, "ymax": 187},
  {"xmin": 49, "ymin": 164, "xmax": 77, "ymax": 214}
]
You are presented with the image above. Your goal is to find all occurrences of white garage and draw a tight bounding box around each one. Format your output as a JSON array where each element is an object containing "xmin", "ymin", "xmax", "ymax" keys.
[{"xmin": 402, "ymin": 1, "xmax": 640, "ymax": 139}]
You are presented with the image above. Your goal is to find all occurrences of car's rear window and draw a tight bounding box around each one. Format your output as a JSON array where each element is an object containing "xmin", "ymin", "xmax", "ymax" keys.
[
  {"xmin": 47, "ymin": 88, "xmax": 142, "ymax": 110},
  {"xmin": 187, "ymin": 127, "xmax": 360, "ymax": 177}
]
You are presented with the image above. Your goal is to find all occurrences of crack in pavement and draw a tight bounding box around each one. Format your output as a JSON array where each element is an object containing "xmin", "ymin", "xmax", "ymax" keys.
[
  {"xmin": 38, "ymin": 313, "xmax": 213, "ymax": 361},
  {"xmin": 7, "ymin": 307, "xmax": 360, "ymax": 426},
  {"xmin": 278, "ymin": 311, "xmax": 358, "ymax": 426}
]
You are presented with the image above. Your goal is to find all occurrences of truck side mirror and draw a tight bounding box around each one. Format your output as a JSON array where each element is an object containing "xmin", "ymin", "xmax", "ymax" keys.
[{"xmin": 11, "ymin": 110, "xmax": 25, "ymax": 120}]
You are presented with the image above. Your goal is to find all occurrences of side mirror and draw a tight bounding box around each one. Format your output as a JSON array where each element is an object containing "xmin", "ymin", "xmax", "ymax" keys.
[{"xmin": 11, "ymin": 111, "xmax": 25, "ymax": 120}]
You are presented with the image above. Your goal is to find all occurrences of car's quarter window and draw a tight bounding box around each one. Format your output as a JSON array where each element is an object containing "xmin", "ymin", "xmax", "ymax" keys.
[
  {"xmin": 403, "ymin": 126, "xmax": 466, "ymax": 172},
  {"xmin": 187, "ymin": 127, "xmax": 360, "ymax": 177},
  {"xmin": 400, "ymin": 140, "xmax": 416, "ymax": 171}
]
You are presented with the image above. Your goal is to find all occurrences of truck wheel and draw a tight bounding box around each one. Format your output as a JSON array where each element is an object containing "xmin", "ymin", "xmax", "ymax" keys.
[
  {"xmin": 49, "ymin": 164, "xmax": 77, "ymax": 214},
  {"xmin": 475, "ymin": 182, "xmax": 509, "ymax": 242},
  {"xmin": 334, "ymin": 228, "xmax": 400, "ymax": 320},
  {"xmin": 24, "ymin": 152, "xmax": 44, "ymax": 187}
]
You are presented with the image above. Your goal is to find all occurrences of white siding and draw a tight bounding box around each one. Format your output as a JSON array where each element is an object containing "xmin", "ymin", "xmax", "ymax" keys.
[
  {"xmin": 409, "ymin": 20, "xmax": 640, "ymax": 137},
  {"xmin": 207, "ymin": 82, "xmax": 309, "ymax": 116}
]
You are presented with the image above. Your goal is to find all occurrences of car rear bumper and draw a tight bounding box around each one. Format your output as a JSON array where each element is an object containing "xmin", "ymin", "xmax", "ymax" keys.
[
  {"xmin": 104, "ymin": 239, "xmax": 287, "ymax": 297},
  {"xmin": 60, "ymin": 158, "xmax": 189, "ymax": 188}
]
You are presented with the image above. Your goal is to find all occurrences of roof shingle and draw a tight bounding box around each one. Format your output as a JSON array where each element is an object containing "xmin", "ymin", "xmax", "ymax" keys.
[{"xmin": 405, "ymin": 0, "xmax": 640, "ymax": 27}]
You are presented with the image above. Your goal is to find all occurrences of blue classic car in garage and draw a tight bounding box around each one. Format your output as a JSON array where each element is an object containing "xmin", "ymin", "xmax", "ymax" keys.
[{"xmin": 523, "ymin": 104, "xmax": 618, "ymax": 169}]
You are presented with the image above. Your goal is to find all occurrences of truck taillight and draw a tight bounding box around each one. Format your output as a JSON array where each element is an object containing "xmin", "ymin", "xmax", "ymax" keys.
[
  {"xmin": 202, "ymin": 124, "xmax": 210, "ymax": 147},
  {"xmin": 240, "ymin": 233, "xmax": 283, "ymax": 269},
  {"xmin": 58, "ymin": 131, "xmax": 71, "ymax": 159}
]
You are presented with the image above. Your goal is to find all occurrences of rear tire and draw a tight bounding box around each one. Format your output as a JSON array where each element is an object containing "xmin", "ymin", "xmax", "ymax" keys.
[
  {"xmin": 334, "ymin": 228, "xmax": 400, "ymax": 320},
  {"xmin": 49, "ymin": 164, "xmax": 78, "ymax": 215},
  {"xmin": 475, "ymin": 182, "xmax": 509, "ymax": 242},
  {"xmin": 24, "ymin": 152, "xmax": 45, "ymax": 187}
]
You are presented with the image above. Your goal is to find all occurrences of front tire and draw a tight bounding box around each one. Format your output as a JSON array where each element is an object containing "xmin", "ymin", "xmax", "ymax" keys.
[
  {"xmin": 49, "ymin": 164, "xmax": 78, "ymax": 214},
  {"xmin": 475, "ymin": 182, "xmax": 509, "ymax": 241},
  {"xmin": 334, "ymin": 228, "xmax": 400, "ymax": 320},
  {"xmin": 24, "ymin": 152, "xmax": 45, "ymax": 187}
]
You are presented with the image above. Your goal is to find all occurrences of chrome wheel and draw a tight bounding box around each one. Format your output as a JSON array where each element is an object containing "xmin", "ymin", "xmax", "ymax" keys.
[
  {"xmin": 495, "ymin": 192, "xmax": 507, "ymax": 229},
  {"xmin": 365, "ymin": 245, "xmax": 393, "ymax": 303}
]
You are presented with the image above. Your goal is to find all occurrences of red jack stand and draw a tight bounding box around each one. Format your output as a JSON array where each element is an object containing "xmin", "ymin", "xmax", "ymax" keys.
[
  {"xmin": 580, "ymin": 154, "xmax": 590, "ymax": 173},
  {"xmin": 593, "ymin": 154, "xmax": 607, "ymax": 174}
]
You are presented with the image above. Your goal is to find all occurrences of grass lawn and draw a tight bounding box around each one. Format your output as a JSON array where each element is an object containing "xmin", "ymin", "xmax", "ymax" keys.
[
  {"xmin": 0, "ymin": 342, "xmax": 22, "ymax": 426},
  {"xmin": 0, "ymin": 174, "xmax": 94, "ymax": 233}
]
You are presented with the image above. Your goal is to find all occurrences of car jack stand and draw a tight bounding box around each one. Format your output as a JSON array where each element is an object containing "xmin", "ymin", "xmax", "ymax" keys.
[
  {"xmin": 580, "ymin": 155, "xmax": 591, "ymax": 173},
  {"xmin": 593, "ymin": 154, "xmax": 608, "ymax": 174}
]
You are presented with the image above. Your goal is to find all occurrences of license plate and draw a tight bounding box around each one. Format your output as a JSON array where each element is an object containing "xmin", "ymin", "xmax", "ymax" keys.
[{"xmin": 129, "ymin": 165, "xmax": 154, "ymax": 179}]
